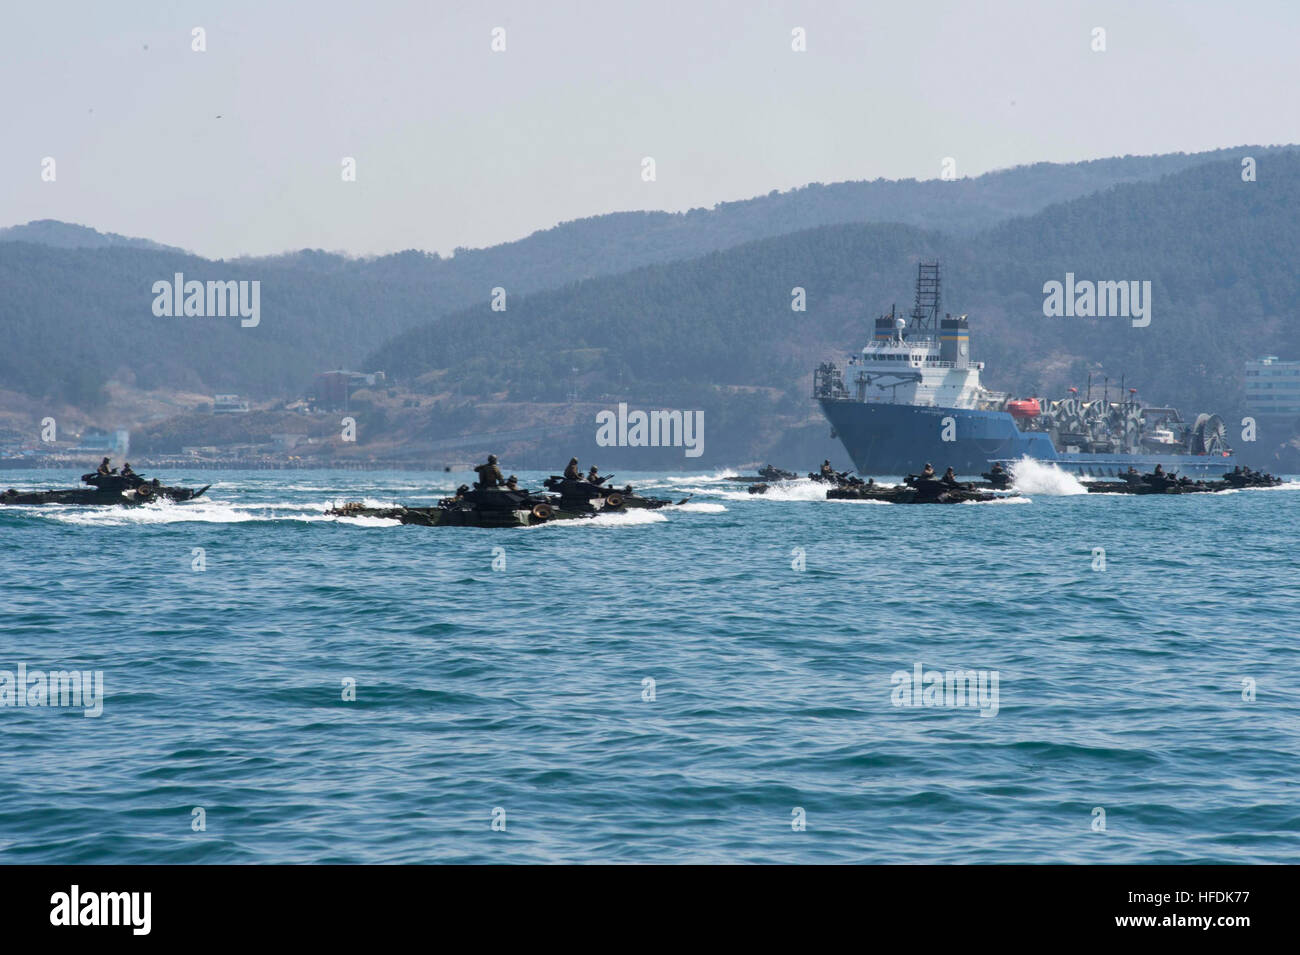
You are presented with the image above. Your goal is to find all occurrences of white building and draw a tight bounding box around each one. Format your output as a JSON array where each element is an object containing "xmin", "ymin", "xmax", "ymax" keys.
[
  {"xmin": 1245, "ymin": 357, "xmax": 1300, "ymax": 417},
  {"xmin": 213, "ymin": 394, "xmax": 251, "ymax": 414}
]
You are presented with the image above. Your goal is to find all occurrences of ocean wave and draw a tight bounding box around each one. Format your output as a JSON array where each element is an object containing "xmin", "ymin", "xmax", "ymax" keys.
[{"xmin": 3, "ymin": 467, "xmax": 1299, "ymax": 864}]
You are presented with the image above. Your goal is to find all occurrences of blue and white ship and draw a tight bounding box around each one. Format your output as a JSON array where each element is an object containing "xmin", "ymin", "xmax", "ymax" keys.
[{"xmin": 813, "ymin": 263, "xmax": 1237, "ymax": 477}]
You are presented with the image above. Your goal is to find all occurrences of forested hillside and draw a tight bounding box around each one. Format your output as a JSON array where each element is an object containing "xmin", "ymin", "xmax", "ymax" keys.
[
  {"xmin": 2, "ymin": 146, "xmax": 1284, "ymax": 409},
  {"xmin": 0, "ymin": 220, "xmax": 182, "ymax": 253},
  {"xmin": 370, "ymin": 153, "xmax": 1300, "ymax": 433}
]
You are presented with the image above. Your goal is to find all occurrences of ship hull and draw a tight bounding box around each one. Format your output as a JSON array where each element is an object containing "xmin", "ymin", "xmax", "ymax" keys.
[{"xmin": 818, "ymin": 400, "xmax": 1238, "ymax": 477}]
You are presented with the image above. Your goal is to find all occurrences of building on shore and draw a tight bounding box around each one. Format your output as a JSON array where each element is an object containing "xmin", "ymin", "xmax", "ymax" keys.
[
  {"xmin": 72, "ymin": 428, "xmax": 130, "ymax": 458},
  {"xmin": 1242, "ymin": 357, "xmax": 1300, "ymax": 470},
  {"xmin": 213, "ymin": 394, "xmax": 251, "ymax": 414},
  {"xmin": 1245, "ymin": 357, "xmax": 1300, "ymax": 420},
  {"xmin": 312, "ymin": 370, "xmax": 387, "ymax": 411}
]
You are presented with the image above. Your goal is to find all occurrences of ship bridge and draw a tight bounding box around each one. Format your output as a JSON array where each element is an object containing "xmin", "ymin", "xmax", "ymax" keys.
[{"xmin": 821, "ymin": 263, "xmax": 1005, "ymax": 410}]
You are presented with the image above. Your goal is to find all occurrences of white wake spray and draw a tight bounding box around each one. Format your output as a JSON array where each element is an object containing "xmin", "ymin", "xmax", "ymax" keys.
[
  {"xmin": 1008, "ymin": 457, "xmax": 1088, "ymax": 496},
  {"xmin": 533, "ymin": 508, "xmax": 668, "ymax": 529},
  {"xmin": 688, "ymin": 478, "xmax": 830, "ymax": 502}
]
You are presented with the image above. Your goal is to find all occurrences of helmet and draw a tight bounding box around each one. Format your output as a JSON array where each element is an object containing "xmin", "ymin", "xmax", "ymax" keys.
[{"xmin": 487, "ymin": 454, "xmax": 498, "ymax": 464}]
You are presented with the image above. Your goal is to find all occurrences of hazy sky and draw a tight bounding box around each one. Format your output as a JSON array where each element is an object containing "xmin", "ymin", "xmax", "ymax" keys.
[{"xmin": 3, "ymin": 0, "xmax": 1296, "ymax": 259}]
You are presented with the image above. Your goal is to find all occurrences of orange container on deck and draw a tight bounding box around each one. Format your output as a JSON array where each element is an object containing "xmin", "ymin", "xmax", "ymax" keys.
[{"xmin": 1007, "ymin": 399, "xmax": 1041, "ymax": 418}]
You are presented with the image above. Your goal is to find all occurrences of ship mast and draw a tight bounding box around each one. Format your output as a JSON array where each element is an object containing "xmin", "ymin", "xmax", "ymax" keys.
[{"xmin": 908, "ymin": 261, "xmax": 941, "ymax": 336}]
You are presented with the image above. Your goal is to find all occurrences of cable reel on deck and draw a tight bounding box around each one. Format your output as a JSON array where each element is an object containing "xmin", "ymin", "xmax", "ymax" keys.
[{"xmin": 1190, "ymin": 413, "xmax": 1227, "ymax": 454}]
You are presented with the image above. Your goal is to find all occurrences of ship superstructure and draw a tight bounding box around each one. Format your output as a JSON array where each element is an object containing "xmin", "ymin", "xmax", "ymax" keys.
[{"xmin": 815, "ymin": 263, "xmax": 1008, "ymax": 412}]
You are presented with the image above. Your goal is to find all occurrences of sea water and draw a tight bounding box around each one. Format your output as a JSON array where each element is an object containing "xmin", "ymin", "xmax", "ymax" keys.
[{"xmin": 1, "ymin": 466, "xmax": 1297, "ymax": 863}]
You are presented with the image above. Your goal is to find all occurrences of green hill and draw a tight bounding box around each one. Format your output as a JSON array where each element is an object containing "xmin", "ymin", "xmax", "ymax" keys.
[
  {"xmin": 2, "ymin": 147, "xmax": 1283, "ymax": 410},
  {"xmin": 363, "ymin": 153, "xmax": 1300, "ymax": 464}
]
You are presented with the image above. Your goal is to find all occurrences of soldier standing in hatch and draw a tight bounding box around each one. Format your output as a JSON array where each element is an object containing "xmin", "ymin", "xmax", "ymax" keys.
[
  {"xmin": 474, "ymin": 454, "xmax": 505, "ymax": 489},
  {"xmin": 564, "ymin": 457, "xmax": 582, "ymax": 481}
]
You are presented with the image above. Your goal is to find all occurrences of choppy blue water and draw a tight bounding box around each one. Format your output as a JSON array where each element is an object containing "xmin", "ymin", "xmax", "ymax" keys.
[{"xmin": 1, "ymin": 464, "xmax": 1297, "ymax": 864}]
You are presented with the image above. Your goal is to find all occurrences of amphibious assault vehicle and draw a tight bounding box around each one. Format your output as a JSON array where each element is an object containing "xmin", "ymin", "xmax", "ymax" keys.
[
  {"xmin": 744, "ymin": 463, "xmax": 1018, "ymax": 503},
  {"xmin": 326, "ymin": 474, "xmax": 683, "ymax": 528},
  {"xmin": 541, "ymin": 474, "xmax": 680, "ymax": 512},
  {"xmin": 1082, "ymin": 466, "xmax": 1283, "ymax": 495},
  {"xmin": 724, "ymin": 465, "xmax": 799, "ymax": 485},
  {"xmin": 827, "ymin": 472, "xmax": 1015, "ymax": 504},
  {"xmin": 327, "ymin": 485, "xmax": 564, "ymax": 527},
  {"xmin": 1, "ymin": 471, "xmax": 211, "ymax": 507}
]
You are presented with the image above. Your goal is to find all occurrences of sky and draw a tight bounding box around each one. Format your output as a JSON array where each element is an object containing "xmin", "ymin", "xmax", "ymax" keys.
[{"xmin": 2, "ymin": 0, "xmax": 1297, "ymax": 259}]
